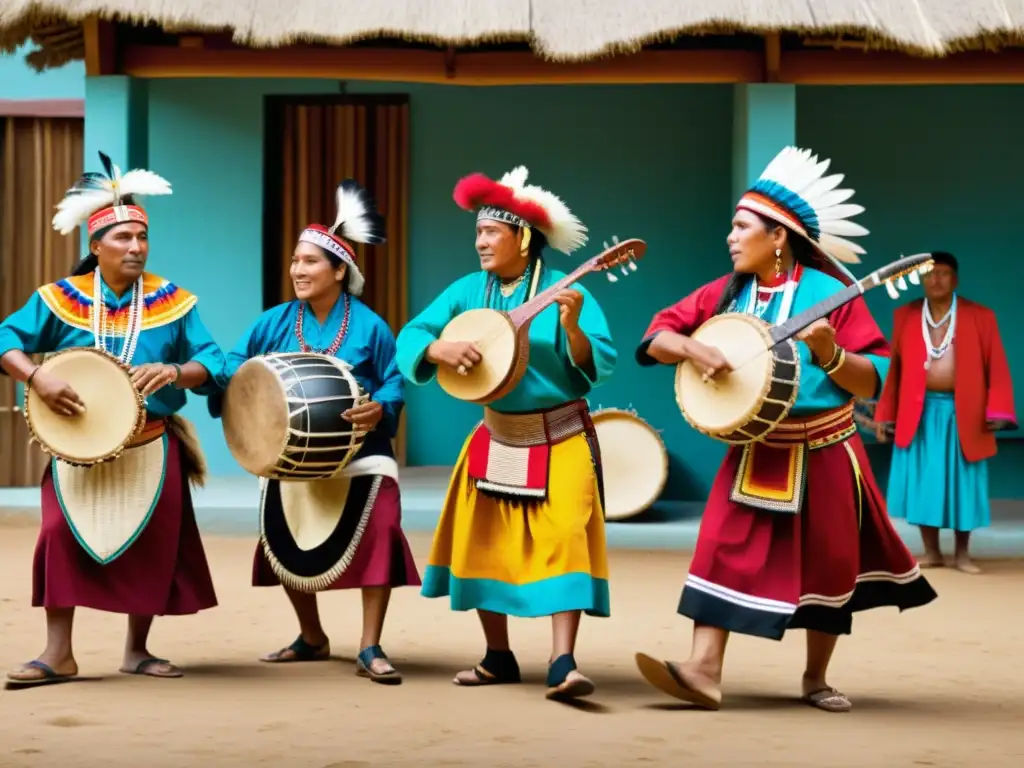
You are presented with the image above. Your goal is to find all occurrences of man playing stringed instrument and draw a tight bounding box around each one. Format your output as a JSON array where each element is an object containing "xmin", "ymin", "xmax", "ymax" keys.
[
  {"xmin": 0, "ymin": 152, "xmax": 226, "ymax": 686},
  {"xmin": 395, "ymin": 166, "xmax": 617, "ymax": 701},
  {"xmin": 874, "ymin": 252, "xmax": 1017, "ymax": 573},
  {"xmin": 632, "ymin": 147, "xmax": 937, "ymax": 713},
  {"xmin": 211, "ymin": 179, "xmax": 420, "ymax": 683}
]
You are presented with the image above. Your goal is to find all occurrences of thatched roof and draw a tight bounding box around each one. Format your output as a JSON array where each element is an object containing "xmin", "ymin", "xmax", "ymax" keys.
[{"xmin": 3, "ymin": 1, "xmax": 1024, "ymax": 71}]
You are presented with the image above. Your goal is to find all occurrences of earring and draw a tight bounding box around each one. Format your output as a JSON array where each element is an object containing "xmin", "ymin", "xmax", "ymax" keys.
[
  {"xmin": 774, "ymin": 248, "xmax": 783, "ymax": 278},
  {"xmin": 520, "ymin": 226, "xmax": 532, "ymax": 258}
]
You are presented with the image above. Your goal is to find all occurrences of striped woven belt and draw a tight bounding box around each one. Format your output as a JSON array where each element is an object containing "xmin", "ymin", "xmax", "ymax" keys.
[
  {"xmin": 482, "ymin": 400, "xmax": 591, "ymax": 448},
  {"xmin": 761, "ymin": 403, "xmax": 856, "ymax": 451},
  {"xmin": 128, "ymin": 417, "xmax": 167, "ymax": 448}
]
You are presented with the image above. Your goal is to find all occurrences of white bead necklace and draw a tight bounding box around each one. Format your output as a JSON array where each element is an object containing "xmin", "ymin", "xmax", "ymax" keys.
[
  {"xmin": 91, "ymin": 269, "xmax": 144, "ymax": 366},
  {"xmin": 921, "ymin": 292, "xmax": 956, "ymax": 371}
]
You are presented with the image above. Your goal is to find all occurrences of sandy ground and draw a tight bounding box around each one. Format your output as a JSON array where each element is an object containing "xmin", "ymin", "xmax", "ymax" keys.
[{"xmin": 1, "ymin": 516, "xmax": 1023, "ymax": 768}]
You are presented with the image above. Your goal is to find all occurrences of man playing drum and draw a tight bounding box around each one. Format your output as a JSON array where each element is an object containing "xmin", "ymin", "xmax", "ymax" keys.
[
  {"xmin": 632, "ymin": 147, "xmax": 937, "ymax": 712},
  {"xmin": 211, "ymin": 179, "xmax": 420, "ymax": 684},
  {"xmin": 0, "ymin": 151, "xmax": 226, "ymax": 685},
  {"xmin": 395, "ymin": 166, "xmax": 617, "ymax": 701}
]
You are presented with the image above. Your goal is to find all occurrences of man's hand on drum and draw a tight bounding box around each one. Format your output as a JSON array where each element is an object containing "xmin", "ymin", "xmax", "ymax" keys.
[
  {"xmin": 687, "ymin": 340, "xmax": 733, "ymax": 382},
  {"xmin": 343, "ymin": 400, "xmax": 384, "ymax": 429},
  {"xmin": 427, "ymin": 340, "xmax": 482, "ymax": 377},
  {"xmin": 31, "ymin": 371, "xmax": 86, "ymax": 417},
  {"xmin": 130, "ymin": 363, "xmax": 180, "ymax": 397}
]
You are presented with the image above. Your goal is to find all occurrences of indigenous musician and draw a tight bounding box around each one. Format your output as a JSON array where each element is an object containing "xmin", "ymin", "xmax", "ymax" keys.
[
  {"xmin": 213, "ymin": 180, "xmax": 420, "ymax": 684},
  {"xmin": 0, "ymin": 151, "xmax": 225, "ymax": 685},
  {"xmin": 874, "ymin": 252, "xmax": 1016, "ymax": 573},
  {"xmin": 632, "ymin": 147, "xmax": 937, "ymax": 712},
  {"xmin": 395, "ymin": 166, "xmax": 617, "ymax": 701}
]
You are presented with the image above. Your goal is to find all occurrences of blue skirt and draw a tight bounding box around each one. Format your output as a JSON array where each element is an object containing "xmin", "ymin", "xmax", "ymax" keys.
[{"xmin": 887, "ymin": 392, "xmax": 989, "ymax": 532}]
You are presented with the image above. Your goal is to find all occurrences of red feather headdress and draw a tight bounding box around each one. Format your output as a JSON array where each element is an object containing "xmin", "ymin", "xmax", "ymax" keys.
[{"xmin": 452, "ymin": 166, "xmax": 587, "ymax": 255}]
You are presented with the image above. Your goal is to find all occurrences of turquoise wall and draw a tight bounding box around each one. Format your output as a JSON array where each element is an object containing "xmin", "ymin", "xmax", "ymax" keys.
[
  {"xmin": 23, "ymin": 71, "xmax": 1024, "ymax": 498},
  {"xmin": 0, "ymin": 45, "xmax": 83, "ymax": 98}
]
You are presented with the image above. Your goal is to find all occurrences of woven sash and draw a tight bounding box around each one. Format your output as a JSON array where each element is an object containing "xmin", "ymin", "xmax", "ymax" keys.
[
  {"xmin": 467, "ymin": 400, "xmax": 590, "ymax": 500},
  {"xmin": 53, "ymin": 433, "xmax": 168, "ymax": 564}
]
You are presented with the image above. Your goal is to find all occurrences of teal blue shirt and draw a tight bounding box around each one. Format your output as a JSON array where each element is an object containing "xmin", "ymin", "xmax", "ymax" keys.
[
  {"xmin": 396, "ymin": 261, "xmax": 617, "ymax": 413},
  {"xmin": 212, "ymin": 294, "xmax": 403, "ymax": 456},
  {"xmin": 730, "ymin": 267, "xmax": 890, "ymax": 414},
  {"xmin": 0, "ymin": 270, "xmax": 225, "ymax": 416}
]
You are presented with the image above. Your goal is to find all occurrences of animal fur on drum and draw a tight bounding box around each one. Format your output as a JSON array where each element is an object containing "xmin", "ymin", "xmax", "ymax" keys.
[{"xmin": 167, "ymin": 414, "xmax": 207, "ymax": 488}]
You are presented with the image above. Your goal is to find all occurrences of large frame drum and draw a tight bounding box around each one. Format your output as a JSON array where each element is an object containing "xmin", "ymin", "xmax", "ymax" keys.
[
  {"xmin": 223, "ymin": 352, "xmax": 368, "ymax": 480},
  {"xmin": 592, "ymin": 407, "xmax": 668, "ymax": 521}
]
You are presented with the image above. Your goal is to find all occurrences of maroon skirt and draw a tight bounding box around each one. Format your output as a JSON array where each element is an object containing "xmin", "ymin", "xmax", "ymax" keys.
[
  {"xmin": 33, "ymin": 433, "xmax": 218, "ymax": 616},
  {"xmin": 679, "ymin": 431, "xmax": 937, "ymax": 640},
  {"xmin": 252, "ymin": 475, "xmax": 422, "ymax": 590}
]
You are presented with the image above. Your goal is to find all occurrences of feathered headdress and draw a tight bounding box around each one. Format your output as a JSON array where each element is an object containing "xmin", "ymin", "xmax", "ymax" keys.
[
  {"xmin": 453, "ymin": 165, "xmax": 588, "ymax": 255},
  {"xmin": 298, "ymin": 179, "xmax": 386, "ymax": 297},
  {"xmin": 736, "ymin": 147, "xmax": 868, "ymax": 285},
  {"xmin": 52, "ymin": 151, "xmax": 172, "ymax": 237}
]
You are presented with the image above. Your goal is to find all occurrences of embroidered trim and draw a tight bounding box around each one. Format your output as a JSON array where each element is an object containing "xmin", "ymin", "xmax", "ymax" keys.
[{"xmin": 37, "ymin": 271, "xmax": 197, "ymax": 332}]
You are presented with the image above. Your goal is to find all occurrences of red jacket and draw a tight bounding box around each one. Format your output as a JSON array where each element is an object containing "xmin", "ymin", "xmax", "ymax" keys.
[{"xmin": 874, "ymin": 297, "xmax": 1017, "ymax": 463}]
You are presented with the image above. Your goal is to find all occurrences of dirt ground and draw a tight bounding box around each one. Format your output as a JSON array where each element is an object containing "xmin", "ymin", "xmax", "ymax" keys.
[{"xmin": 1, "ymin": 515, "xmax": 1022, "ymax": 768}]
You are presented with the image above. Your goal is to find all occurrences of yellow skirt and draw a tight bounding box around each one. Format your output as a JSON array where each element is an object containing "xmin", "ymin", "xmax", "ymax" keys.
[{"xmin": 420, "ymin": 430, "xmax": 610, "ymax": 618}]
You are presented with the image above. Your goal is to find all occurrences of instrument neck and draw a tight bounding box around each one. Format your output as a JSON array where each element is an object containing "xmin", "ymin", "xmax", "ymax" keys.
[
  {"xmin": 768, "ymin": 279, "xmax": 864, "ymax": 345},
  {"xmin": 508, "ymin": 261, "xmax": 593, "ymax": 327}
]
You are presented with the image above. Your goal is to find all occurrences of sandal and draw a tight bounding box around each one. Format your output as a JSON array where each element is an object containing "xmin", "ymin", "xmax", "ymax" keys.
[
  {"xmin": 356, "ymin": 645, "xmax": 402, "ymax": 685},
  {"xmin": 802, "ymin": 687, "xmax": 852, "ymax": 713},
  {"xmin": 453, "ymin": 648, "xmax": 521, "ymax": 687},
  {"xmin": 545, "ymin": 653, "xmax": 595, "ymax": 701},
  {"xmin": 122, "ymin": 657, "xmax": 183, "ymax": 678},
  {"xmin": 260, "ymin": 635, "xmax": 330, "ymax": 663},
  {"xmin": 5, "ymin": 660, "xmax": 78, "ymax": 688},
  {"xmin": 634, "ymin": 652, "xmax": 722, "ymax": 710}
]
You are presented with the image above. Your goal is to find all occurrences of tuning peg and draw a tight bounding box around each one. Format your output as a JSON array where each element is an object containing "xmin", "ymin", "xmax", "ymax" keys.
[
  {"xmin": 620, "ymin": 265, "xmax": 629, "ymax": 275},
  {"xmin": 606, "ymin": 272, "xmax": 618, "ymax": 282},
  {"xmin": 628, "ymin": 261, "xmax": 637, "ymax": 271},
  {"xmin": 603, "ymin": 241, "xmax": 610, "ymax": 250},
  {"xmin": 908, "ymin": 270, "xmax": 920, "ymax": 285},
  {"xmin": 885, "ymin": 280, "xmax": 899, "ymax": 300},
  {"xmin": 612, "ymin": 235, "xmax": 620, "ymax": 244},
  {"xmin": 897, "ymin": 275, "xmax": 908, "ymax": 291}
]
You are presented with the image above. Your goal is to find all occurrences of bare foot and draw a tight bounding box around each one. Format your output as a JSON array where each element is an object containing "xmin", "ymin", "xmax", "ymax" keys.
[
  {"xmin": 7, "ymin": 654, "xmax": 78, "ymax": 682},
  {"xmin": 954, "ymin": 557, "xmax": 983, "ymax": 575},
  {"xmin": 635, "ymin": 653, "xmax": 722, "ymax": 710},
  {"xmin": 919, "ymin": 551, "xmax": 945, "ymax": 568},
  {"xmin": 120, "ymin": 652, "xmax": 183, "ymax": 678}
]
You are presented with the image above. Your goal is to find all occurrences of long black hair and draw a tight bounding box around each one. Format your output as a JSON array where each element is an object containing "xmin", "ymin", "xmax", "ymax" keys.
[{"xmin": 712, "ymin": 213, "xmax": 819, "ymax": 315}]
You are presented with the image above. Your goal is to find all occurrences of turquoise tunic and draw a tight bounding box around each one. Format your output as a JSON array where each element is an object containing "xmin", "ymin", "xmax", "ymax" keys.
[
  {"xmin": 731, "ymin": 267, "xmax": 890, "ymax": 415},
  {"xmin": 0, "ymin": 270, "xmax": 225, "ymax": 415},
  {"xmin": 395, "ymin": 262, "xmax": 617, "ymax": 409},
  {"xmin": 213, "ymin": 294, "xmax": 404, "ymax": 459}
]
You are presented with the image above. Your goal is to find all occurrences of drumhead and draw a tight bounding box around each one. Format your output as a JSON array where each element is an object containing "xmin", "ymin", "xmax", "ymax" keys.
[
  {"xmin": 592, "ymin": 408, "xmax": 668, "ymax": 521},
  {"xmin": 25, "ymin": 347, "xmax": 142, "ymax": 464},
  {"xmin": 223, "ymin": 357, "xmax": 291, "ymax": 476},
  {"xmin": 675, "ymin": 314, "xmax": 775, "ymax": 435}
]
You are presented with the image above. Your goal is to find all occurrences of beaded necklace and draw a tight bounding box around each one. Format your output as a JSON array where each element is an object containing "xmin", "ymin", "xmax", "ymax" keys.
[
  {"xmin": 921, "ymin": 292, "xmax": 956, "ymax": 371},
  {"xmin": 295, "ymin": 292, "xmax": 351, "ymax": 355},
  {"xmin": 91, "ymin": 270, "xmax": 144, "ymax": 365}
]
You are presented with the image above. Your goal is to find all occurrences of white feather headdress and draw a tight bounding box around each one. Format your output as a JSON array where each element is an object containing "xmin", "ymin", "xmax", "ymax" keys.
[
  {"xmin": 453, "ymin": 165, "xmax": 588, "ymax": 255},
  {"xmin": 52, "ymin": 151, "xmax": 172, "ymax": 236},
  {"xmin": 297, "ymin": 178, "xmax": 387, "ymax": 297},
  {"xmin": 737, "ymin": 146, "xmax": 868, "ymax": 284}
]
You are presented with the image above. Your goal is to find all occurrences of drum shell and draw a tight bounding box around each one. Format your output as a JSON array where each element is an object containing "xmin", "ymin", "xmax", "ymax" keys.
[{"xmin": 224, "ymin": 353, "xmax": 368, "ymax": 480}]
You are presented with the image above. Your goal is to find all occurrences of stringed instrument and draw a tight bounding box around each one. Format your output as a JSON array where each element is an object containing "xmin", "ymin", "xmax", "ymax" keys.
[
  {"xmin": 674, "ymin": 252, "xmax": 935, "ymax": 445},
  {"xmin": 437, "ymin": 237, "xmax": 646, "ymax": 404}
]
